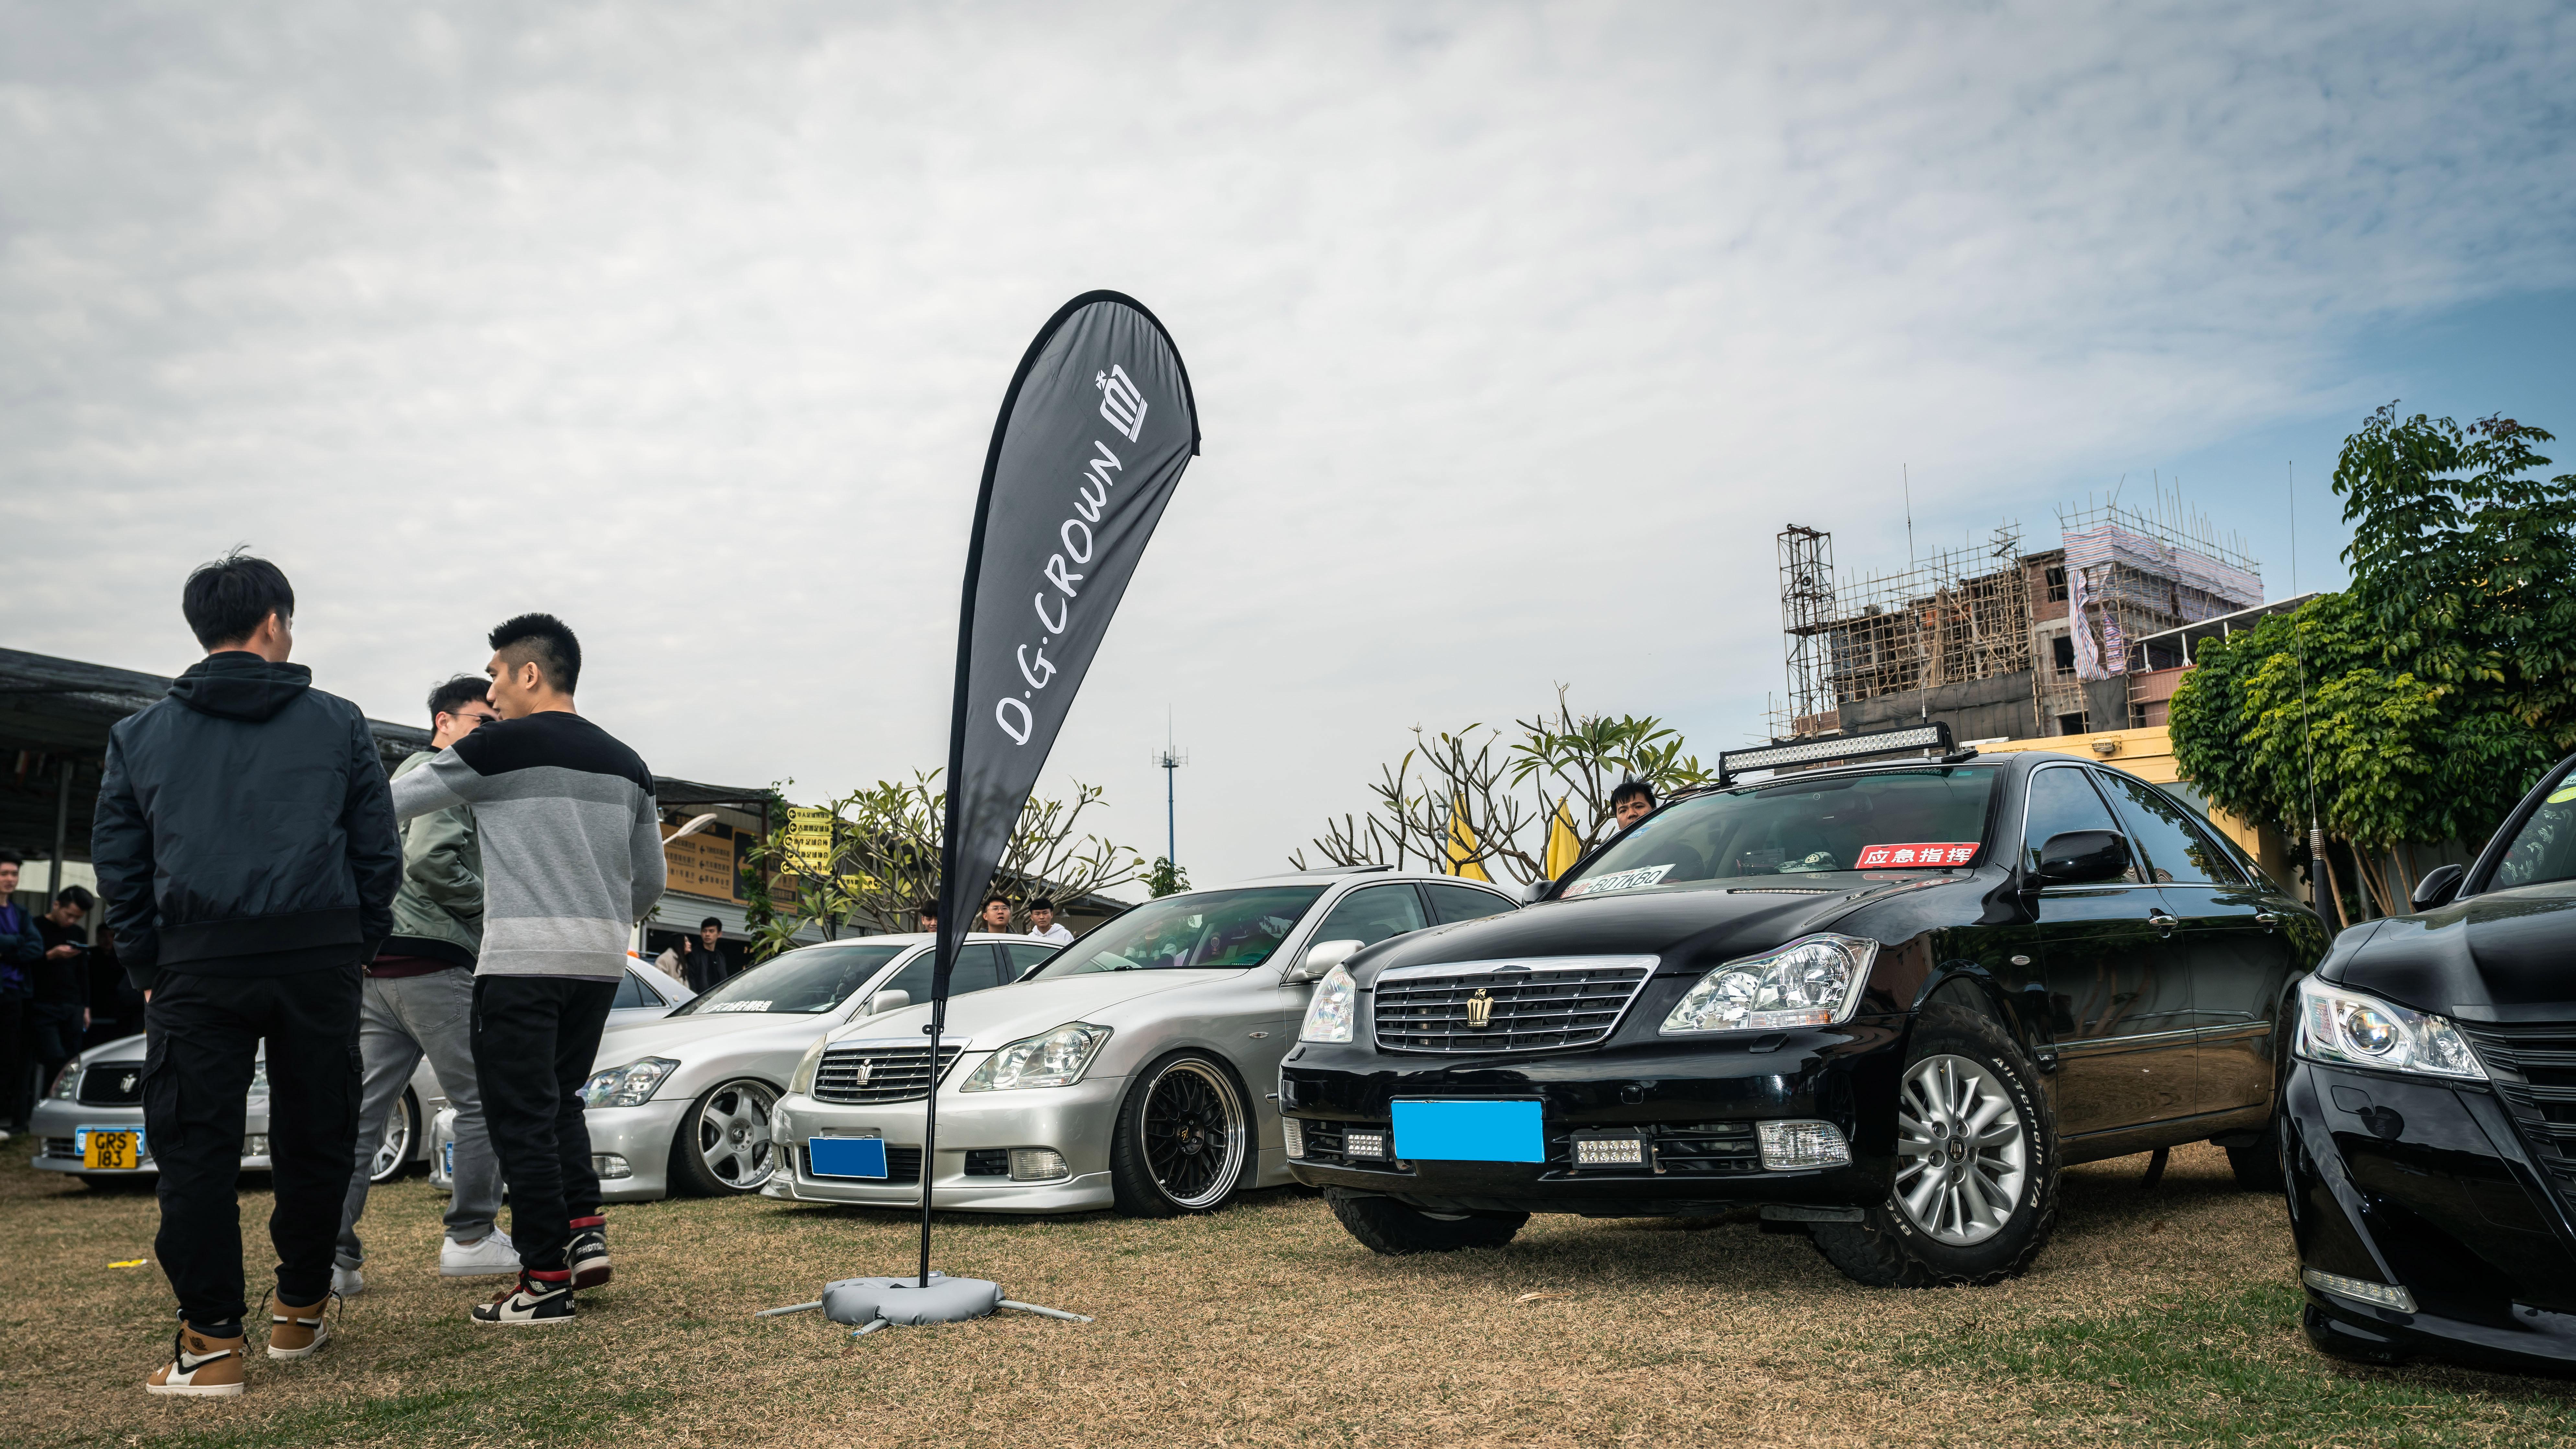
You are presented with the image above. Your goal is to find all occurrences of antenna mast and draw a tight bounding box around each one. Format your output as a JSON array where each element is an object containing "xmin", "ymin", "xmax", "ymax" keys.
[{"xmin": 1152, "ymin": 709, "xmax": 1188, "ymax": 868}]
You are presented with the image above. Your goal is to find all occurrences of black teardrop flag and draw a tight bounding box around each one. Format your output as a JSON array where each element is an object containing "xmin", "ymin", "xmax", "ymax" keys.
[{"xmin": 915, "ymin": 293, "xmax": 1198, "ymax": 1274}]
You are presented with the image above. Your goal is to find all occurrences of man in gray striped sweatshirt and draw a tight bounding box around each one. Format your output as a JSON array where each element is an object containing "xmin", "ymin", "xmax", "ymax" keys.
[{"xmin": 391, "ymin": 613, "xmax": 664, "ymax": 1327}]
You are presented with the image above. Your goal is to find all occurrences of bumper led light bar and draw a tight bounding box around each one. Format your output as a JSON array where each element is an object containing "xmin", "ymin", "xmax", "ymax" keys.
[
  {"xmin": 1757, "ymin": 1120, "xmax": 1852, "ymax": 1170},
  {"xmin": 1720, "ymin": 723, "xmax": 1956, "ymax": 781},
  {"xmin": 1344, "ymin": 1129, "xmax": 1390, "ymax": 1159},
  {"xmin": 1571, "ymin": 1134, "xmax": 1646, "ymax": 1167},
  {"xmin": 2302, "ymin": 1268, "xmax": 2417, "ymax": 1314}
]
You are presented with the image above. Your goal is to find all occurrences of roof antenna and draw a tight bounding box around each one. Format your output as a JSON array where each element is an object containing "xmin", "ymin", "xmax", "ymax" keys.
[
  {"xmin": 1905, "ymin": 464, "xmax": 1928, "ymax": 723},
  {"xmin": 2288, "ymin": 460, "xmax": 2338, "ymax": 932}
]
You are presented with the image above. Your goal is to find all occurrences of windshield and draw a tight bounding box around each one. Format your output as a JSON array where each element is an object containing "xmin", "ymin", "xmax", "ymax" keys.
[
  {"xmin": 1030, "ymin": 887, "xmax": 1328, "ymax": 976},
  {"xmin": 669, "ymin": 943, "xmax": 908, "ymax": 1015},
  {"xmin": 2491, "ymin": 774, "xmax": 2576, "ymax": 892},
  {"xmin": 1564, "ymin": 767, "xmax": 1999, "ymax": 898}
]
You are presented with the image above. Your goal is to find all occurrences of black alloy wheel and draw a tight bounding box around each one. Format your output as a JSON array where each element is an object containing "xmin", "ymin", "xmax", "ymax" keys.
[
  {"xmin": 1325, "ymin": 1188, "xmax": 1528, "ymax": 1255},
  {"xmin": 1110, "ymin": 1052, "xmax": 1250, "ymax": 1216},
  {"xmin": 1810, "ymin": 1001, "xmax": 2061, "ymax": 1288}
]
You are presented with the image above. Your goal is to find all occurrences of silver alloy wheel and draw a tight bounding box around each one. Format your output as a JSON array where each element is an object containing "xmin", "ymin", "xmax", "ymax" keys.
[
  {"xmin": 1894, "ymin": 1053, "xmax": 2029, "ymax": 1246},
  {"xmin": 369, "ymin": 1094, "xmax": 416, "ymax": 1183},
  {"xmin": 696, "ymin": 1079, "xmax": 778, "ymax": 1190},
  {"xmin": 1140, "ymin": 1059, "xmax": 1247, "ymax": 1210}
]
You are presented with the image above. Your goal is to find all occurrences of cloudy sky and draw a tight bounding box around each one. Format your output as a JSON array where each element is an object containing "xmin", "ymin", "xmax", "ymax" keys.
[{"xmin": 5, "ymin": 2, "xmax": 2571, "ymax": 892}]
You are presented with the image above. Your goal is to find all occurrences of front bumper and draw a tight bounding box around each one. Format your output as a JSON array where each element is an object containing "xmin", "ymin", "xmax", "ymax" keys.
[
  {"xmin": 2285, "ymin": 1059, "xmax": 2576, "ymax": 1371},
  {"xmin": 1278, "ymin": 1021, "xmax": 1902, "ymax": 1216},
  {"xmin": 28, "ymin": 1095, "xmax": 274, "ymax": 1177},
  {"xmin": 423, "ymin": 1101, "xmax": 684, "ymax": 1203},
  {"xmin": 762, "ymin": 1075, "xmax": 1129, "ymax": 1214}
]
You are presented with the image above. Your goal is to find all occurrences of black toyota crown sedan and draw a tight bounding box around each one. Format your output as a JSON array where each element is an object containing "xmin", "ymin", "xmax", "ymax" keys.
[
  {"xmin": 2286, "ymin": 751, "xmax": 2576, "ymax": 1372},
  {"xmin": 1281, "ymin": 726, "xmax": 2329, "ymax": 1288}
]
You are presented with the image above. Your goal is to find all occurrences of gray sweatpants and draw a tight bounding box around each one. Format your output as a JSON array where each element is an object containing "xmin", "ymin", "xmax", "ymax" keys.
[{"xmin": 336, "ymin": 969, "xmax": 501, "ymax": 1266}]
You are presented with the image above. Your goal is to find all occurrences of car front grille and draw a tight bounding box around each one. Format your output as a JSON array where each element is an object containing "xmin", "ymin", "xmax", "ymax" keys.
[
  {"xmin": 1372, "ymin": 964, "xmax": 1653, "ymax": 1053},
  {"xmin": 965, "ymin": 1149, "xmax": 1010, "ymax": 1177},
  {"xmin": 2461, "ymin": 1022, "xmax": 2576, "ymax": 1212},
  {"xmin": 76, "ymin": 1062, "xmax": 146, "ymax": 1107},
  {"xmin": 801, "ymin": 1144, "xmax": 923, "ymax": 1184},
  {"xmin": 811, "ymin": 1046, "xmax": 963, "ymax": 1104},
  {"xmin": 1649, "ymin": 1122, "xmax": 1765, "ymax": 1175},
  {"xmin": 40, "ymin": 1137, "xmax": 77, "ymax": 1160}
]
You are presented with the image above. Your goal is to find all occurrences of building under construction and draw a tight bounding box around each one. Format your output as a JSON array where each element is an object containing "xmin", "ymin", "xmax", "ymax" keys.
[{"xmin": 1777, "ymin": 496, "xmax": 2265, "ymax": 742}]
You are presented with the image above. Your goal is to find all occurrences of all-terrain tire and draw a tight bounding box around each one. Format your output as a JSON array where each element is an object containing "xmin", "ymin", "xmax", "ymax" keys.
[
  {"xmin": 1810, "ymin": 1001, "xmax": 2059, "ymax": 1288},
  {"xmin": 1325, "ymin": 1188, "xmax": 1527, "ymax": 1254},
  {"xmin": 2224, "ymin": 1116, "xmax": 2288, "ymax": 1192}
]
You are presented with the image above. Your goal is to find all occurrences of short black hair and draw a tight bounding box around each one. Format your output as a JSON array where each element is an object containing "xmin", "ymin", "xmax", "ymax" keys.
[
  {"xmin": 1029, "ymin": 897, "xmax": 1057, "ymax": 912},
  {"xmin": 0, "ymin": 848, "xmax": 20, "ymax": 867},
  {"xmin": 426, "ymin": 674, "xmax": 490, "ymax": 722},
  {"xmin": 489, "ymin": 612, "xmax": 582, "ymax": 694},
  {"xmin": 55, "ymin": 884, "xmax": 95, "ymax": 911},
  {"xmin": 183, "ymin": 548, "xmax": 295, "ymax": 649},
  {"xmin": 983, "ymin": 893, "xmax": 1010, "ymax": 909},
  {"xmin": 1611, "ymin": 780, "xmax": 1657, "ymax": 810},
  {"xmin": 700, "ymin": 917, "xmax": 722, "ymax": 932},
  {"xmin": 916, "ymin": 898, "xmax": 939, "ymax": 917}
]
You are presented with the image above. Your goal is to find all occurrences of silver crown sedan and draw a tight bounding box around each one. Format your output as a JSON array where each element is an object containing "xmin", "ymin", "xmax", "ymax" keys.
[{"xmin": 763, "ymin": 869, "xmax": 1521, "ymax": 1217}]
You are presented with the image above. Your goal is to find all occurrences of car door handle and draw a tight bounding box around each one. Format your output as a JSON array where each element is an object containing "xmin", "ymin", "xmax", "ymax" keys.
[
  {"xmin": 2253, "ymin": 911, "xmax": 2281, "ymax": 932},
  {"xmin": 2146, "ymin": 909, "xmax": 2179, "ymax": 938}
]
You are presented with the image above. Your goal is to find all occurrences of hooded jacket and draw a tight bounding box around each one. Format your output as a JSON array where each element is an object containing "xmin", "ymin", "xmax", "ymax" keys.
[{"xmin": 93, "ymin": 652, "xmax": 402, "ymax": 991}]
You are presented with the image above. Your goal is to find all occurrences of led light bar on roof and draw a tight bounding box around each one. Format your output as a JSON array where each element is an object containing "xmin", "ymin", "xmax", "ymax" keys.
[{"xmin": 1719, "ymin": 722, "xmax": 1955, "ymax": 780}]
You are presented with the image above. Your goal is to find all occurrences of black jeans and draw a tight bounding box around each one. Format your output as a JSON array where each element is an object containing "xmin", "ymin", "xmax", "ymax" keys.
[
  {"xmin": 0, "ymin": 993, "xmax": 28, "ymax": 1130},
  {"xmin": 470, "ymin": 975, "xmax": 616, "ymax": 1277},
  {"xmin": 143, "ymin": 967, "xmax": 362, "ymax": 1328},
  {"xmin": 28, "ymin": 1002, "xmax": 83, "ymax": 1105}
]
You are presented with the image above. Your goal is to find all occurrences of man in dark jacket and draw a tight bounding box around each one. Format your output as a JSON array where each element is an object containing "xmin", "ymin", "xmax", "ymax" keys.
[
  {"xmin": 28, "ymin": 885, "xmax": 97, "ymax": 1121},
  {"xmin": 677, "ymin": 917, "xmax": 730, "ymax": 992},
  {"xmin": 0, "ymin": 851, "xmax": 45, "ymax": 1136},
  {"xmin": 93, "ymin": 551, "xmax": 401, "ymax": 1398}
]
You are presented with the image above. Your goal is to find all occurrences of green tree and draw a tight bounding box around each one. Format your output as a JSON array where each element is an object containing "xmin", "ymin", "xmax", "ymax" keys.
[
  {"xmin": 1143, "ymin": 856, "xmax": 1190, "ymax": 898},
  {"xmin": 1293, "ymin": 688, "xmax": 1712, "ymax": 883},
  {"xmin": 2170, "ymin": 403, "xmax": 2571, "ymax": 912}
]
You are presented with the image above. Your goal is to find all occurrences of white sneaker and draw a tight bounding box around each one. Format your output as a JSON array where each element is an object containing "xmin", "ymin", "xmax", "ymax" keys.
[
  {"xmin": 441, "ymin": 1229, "xmax": 518, "ymax": 1278},
  {"xmin": 331, "ymin": 1263, "xmax": 365, "ymax": 1298}
]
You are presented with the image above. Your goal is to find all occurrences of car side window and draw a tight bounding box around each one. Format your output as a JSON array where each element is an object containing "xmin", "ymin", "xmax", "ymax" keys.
[
  {"xmin": 1003, "ymin": 943, "xmax": 1057, "ymax": 979},
  {"xmin": 2097, "ymin": 772, "xmax": 2240, "ymax": 885},
  {"xmin": 1422, "ymin": 882, "xmax": 1514, "ymax": 924},
  {"xmin": 613, "ymin": 971, "xmax": 652, "ymax": 1009},
  {"xmin": 2023, "ymin": 766, "xmax": 2135, "ymax": 881},
  {"xmin": 875, "ymin": 954, "xmax": 935, "ymax": 1008},
  {"xmin": 1311, "ymin": 884, "xmax": 1429, "ymax": 946}
]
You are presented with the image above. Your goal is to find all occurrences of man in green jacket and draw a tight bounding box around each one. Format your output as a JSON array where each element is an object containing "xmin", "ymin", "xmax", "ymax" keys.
[{"xmin": 333, "ymin": 676, "xmax": 512, "ymax": 1293}]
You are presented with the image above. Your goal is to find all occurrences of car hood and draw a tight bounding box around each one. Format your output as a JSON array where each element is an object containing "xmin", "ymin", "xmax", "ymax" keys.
[
  {"xmin": 1352, "ymin": 875, "xmax": 1945, "ymax": 981},
  {"xmin": 595, "ymin": 1009, "xmax": 836, "ymax": 1063},
  {"xmin": 2322, "ymin": 880, "xmax": 2576, "ymax": 1022},
  {"xmin": 831, "ymin": 970, "xmax": 1216, "ymax": 1047}
]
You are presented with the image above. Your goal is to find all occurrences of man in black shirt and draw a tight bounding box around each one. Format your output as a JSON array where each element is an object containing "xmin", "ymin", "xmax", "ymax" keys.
[
  {"xmin": 677, "ymin": 917, "xmax": 730, "ymax": 992},
  {"xmin": 29, "ymin": 885, "xmax": 95, "ymax": 1109}
]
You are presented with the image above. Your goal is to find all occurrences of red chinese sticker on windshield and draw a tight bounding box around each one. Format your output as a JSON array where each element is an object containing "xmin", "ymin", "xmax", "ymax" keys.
[{"xmin": 1855, "ymin": 842, "xmax": 1978, "ymax": 869}]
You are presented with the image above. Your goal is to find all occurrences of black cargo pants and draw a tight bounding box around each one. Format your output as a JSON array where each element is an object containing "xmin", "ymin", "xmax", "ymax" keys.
[
  {"xmin": 143, "ymin": 966, "xmax": 362, "ymax": 1329},
  {"xmin": 470, "ymin": 975, "xmax": 616, "ymax": 1277}
]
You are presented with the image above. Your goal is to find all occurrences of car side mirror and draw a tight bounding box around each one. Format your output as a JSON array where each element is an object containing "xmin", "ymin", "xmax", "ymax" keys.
[
  {"xmin": 1283, "ymin": 938, "xmax": 1364, "ymax": 984},
  {"xmin": 2034, "ymin": 830, "xmax": 2131, "ymax": 886},
  {"xmin": 865, "ymin": 989, "xmax": 910, "ymax": 1015},
  {"xmin": 1518, "ymin": 878, "xmax": 1553, "ymax": 905},
  {"xmin": 2410, "ymin": 863, "xmax": 2465, "ymax": 911}
]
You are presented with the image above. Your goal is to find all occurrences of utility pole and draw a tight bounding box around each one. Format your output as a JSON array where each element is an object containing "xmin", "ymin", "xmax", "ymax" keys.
[{"xmin": 1152, "ymin": 710, "xmax": 1187, "ymax": 868}]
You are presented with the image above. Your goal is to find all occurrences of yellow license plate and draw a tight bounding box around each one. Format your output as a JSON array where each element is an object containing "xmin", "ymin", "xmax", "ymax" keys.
[{"xmin": 83, "ymin": 1131, "xmax": 141, "ymax": 1170}]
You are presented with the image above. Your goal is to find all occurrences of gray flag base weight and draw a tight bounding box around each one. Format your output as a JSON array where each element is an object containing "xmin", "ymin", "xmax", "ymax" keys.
[{"xmin": 755, "ymin": 1273, "xmax": 1092, "ymax": 1337}]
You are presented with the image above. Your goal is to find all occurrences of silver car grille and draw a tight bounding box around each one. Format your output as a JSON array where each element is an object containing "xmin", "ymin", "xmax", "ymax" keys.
[
  {"xmin": 1372, "ymin": 959, "xmax": 1655, "ymax": 1053},
  {"xmin": 812, "ymin": 1045, "xmax": 963, "ymax": 1104}
]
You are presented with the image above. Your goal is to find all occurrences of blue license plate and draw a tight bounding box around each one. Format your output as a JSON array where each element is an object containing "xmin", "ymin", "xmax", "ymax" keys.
[
  {"xmin": 1391, "ymin": 1099, "xmax": 1545, "ymax": 1163},
  {"xmin": 806, "ymin": 1136, "xmax": 889, "ymax": 1179}
]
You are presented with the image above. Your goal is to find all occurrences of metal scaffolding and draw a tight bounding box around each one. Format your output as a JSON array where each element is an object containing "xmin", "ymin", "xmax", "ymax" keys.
[
  {"xmin": 1781, "ymin": 526, "xmax": 2034, "ymax": 729},
  {"xmin": 2054, "ymin": 497, "xmax": 2260, "ymax": 680}
]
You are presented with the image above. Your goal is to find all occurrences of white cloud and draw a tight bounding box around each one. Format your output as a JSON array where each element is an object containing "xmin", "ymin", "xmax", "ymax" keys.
[{"xmin": 1, "ymin": 1, "xmax": 2568, "ymax": 885}]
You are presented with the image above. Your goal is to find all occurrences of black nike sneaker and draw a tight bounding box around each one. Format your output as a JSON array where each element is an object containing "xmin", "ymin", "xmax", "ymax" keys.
[
  {"xmin": 568, "ymin": 1214, "xmax": 610, "ymax": 1290},
  {"xmin": 469, "ymin": 1272, "xmax": 576, "ymax": 1327}
]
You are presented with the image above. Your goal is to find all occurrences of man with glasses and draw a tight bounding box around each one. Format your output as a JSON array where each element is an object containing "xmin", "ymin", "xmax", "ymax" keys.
[{"xmin": 333, "ymin": 676, "xmax": 513, "ymax": 1295}]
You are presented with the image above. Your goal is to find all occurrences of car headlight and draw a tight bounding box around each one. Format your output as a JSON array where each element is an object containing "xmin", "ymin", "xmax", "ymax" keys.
[
  {"xmin": 1662, "ymin": 934, "xmax": 1878, "ymax": 1034},
  {"xmin": 580, "ymin": 1057, "xmax": 680, "ymax": 1108},
  {"xmin": 788, "ymin": 1035, "xmax": 832, "ymax": 1096},
  {"xmin": 48, "ymin": 1062, "xmax": 79, "ymax": 1099},
  {"xmin": 2294, "ymin": 978, "xmax": 2486, "ymax": 1080},
  {"xmin": 1299, "ymin": 963, "xmax": 1359, "ymax": 1043},
  {"xmin": 961, "ymin": 1022, "xmax": 1111, "ymax": 1092}
]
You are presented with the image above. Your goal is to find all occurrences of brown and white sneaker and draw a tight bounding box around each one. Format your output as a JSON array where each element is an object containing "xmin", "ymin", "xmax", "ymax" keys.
[
  {"xmin": 267, "ymin": 1293, "xmax": 334, "ymax": 1360},
  {"xmin": 146, "ymin": 1323, "xmax": 247, "ymax": 1397}
]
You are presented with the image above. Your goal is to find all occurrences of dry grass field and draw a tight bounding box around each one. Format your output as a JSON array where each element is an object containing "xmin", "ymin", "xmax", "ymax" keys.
[{"xmin": 4, "ymin": 1142, "xmax": 2569, "ymax": 1448}]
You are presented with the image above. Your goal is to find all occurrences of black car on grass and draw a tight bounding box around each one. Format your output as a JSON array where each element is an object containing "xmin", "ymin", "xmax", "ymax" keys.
[
  {"xmin": 2287, "ymin": 751, "xmax": 2576, "ymax": 1372},
  {"xmin": 1281, "ymin": 725, "xmax": 2328, "ymax": 1287}
]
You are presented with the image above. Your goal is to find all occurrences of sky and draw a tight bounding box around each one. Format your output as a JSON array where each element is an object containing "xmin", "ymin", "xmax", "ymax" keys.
[{"xmin": 3, "ymin": 2, "xmax": 2571, "ymax": 895}]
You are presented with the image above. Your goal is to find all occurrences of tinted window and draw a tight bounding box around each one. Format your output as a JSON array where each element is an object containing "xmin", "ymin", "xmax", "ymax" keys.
[
  {"xmin": 1032, "ymin": 887, "xmax": 1329, "ymax": 976},
  {"xmin": 1422, "ymin": 882, "xmax": 1514, "ymax": 924},
  {"xmin": 1003, "ymin": 943, "xmax": 1058, "ymax": 978},
  {"xmin": 2098, "ymin": 772, "xmax": 2238, "ymax": 885},
  {"xmin": 2022, "ymin": 767, "xmax": 2133, "ymax": 880},
  {"xmin": 613, "ymin": 971, "xmax": 653, "ymax": 1010},
  {"xmin": 672, "ymin": 942, "xmax": 907, "ymax": 1015},
  {"xmin": 1312, "ymin": 884, "xmax": 1429, "ymax": 947},
  {"xmin": 875, "ymin": 953, "xmax": 934, "ymax": 1009},
  {"xmin": 1568, "ymin": 768, "xmax": 1999, "ymax": 895},
  {"xmin": 2493, "ymin": 774, "xmax": 2576, "ymax": 890}
]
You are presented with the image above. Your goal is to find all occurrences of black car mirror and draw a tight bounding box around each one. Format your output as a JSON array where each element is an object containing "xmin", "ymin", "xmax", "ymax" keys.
[
  {"xmin": 1519, "ymin": 878, "xmax": 1553, "ymax": 905},
  {"xmin": 2410, "ymin": 863, "xmax": 2466, "ymax": 911},
  {"xmin": 2035, "ymin": 830, "xmax": 2131, "ymax": 886}
]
